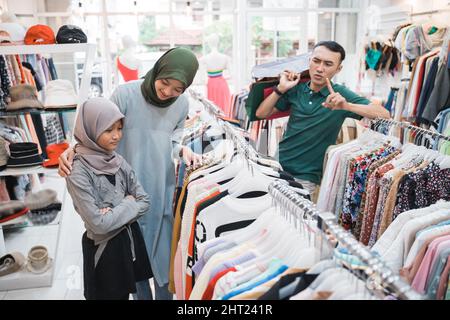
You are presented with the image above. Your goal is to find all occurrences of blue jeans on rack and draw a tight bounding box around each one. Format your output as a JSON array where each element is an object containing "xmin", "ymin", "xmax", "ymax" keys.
[{"xmin": 133, "ymin": 279, "xmax": 173, "ymax": 300}]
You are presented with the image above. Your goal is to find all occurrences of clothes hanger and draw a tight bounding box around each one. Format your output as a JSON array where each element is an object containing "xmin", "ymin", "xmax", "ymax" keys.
[
  {"xmin": 228, "ymin": 199, "xmax": 312, "ymax": 271},
  {"xmin": 216, "ymin": 207, "xmax": 278, "ymax": 245},
  {"xmin": 227, "ymin": 168, "xmax": 274, "ymax": 196}
]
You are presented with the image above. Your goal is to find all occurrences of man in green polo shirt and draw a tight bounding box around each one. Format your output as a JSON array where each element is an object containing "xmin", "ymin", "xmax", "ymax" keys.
[{"xmin": 255, "ymin": 41, "xmax": 390, "ymax": 195}]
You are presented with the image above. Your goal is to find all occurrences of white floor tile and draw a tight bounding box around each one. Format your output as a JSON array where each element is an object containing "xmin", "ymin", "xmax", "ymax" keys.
[
  {"xmin": 55, "ymin": 251, "xmax": 82, "ymax": 280},
  {"xmin": 65, "ymin": 288, "xmax": 85, "ymax": 300},
  {"xmin": 0, "ymin": 291, "xmax": 6, "ymax": 300}
]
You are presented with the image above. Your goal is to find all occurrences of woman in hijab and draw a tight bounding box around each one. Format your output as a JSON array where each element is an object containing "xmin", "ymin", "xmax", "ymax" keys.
[
  {"xmin": 66, "ymin": 97, "xmax": 152, "ymax": 300},
  {"xmin": 59, "ymin": 47, "xmax": 200, "ymax": 300}
]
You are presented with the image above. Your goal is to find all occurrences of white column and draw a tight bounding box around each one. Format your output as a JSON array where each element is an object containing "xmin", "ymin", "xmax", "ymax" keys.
[
  {"xmin": 101, "ymin": 0, "xmax": 113, "ymax": 97},
  {"xmin": 234, "ymin": 0, "xmax": 247, "ymax": 91},
  {"xmin": 299, "ymin": 0, "xmax": 309, "ymax": 53}
]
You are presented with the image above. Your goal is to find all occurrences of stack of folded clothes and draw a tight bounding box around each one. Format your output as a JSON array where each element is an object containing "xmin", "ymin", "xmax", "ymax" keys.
[
  {"xmin": 25, "ymin": 189, "xmax": 61, "ymax": 225},
  {"xmin": 7, "ymin": 142, "xmax": 43, "ymax": 168}
]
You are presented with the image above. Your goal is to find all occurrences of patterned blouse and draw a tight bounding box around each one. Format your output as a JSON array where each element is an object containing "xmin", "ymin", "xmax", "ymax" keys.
[
  {"xmin": 340, "ymin": 146, "xmax": 396, "ymax": 234},
  {"xmin": 393, "ymin": 162, "xmax": 450, "ymax": 219}
]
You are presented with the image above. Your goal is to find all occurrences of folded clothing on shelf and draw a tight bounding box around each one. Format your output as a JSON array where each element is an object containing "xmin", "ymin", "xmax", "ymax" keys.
[
  {"xmin": 7, "ymin": 142, "xmax": 43, "ymax": 167},
  {"xmin": 27, "ymin": 202, "xmax": 62, "ymax": 225}
]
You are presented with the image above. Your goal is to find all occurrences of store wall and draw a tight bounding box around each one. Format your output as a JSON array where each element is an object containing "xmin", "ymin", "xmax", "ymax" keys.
[
  {"xmin": 0, "ymin": 0, "xmax": 7, "ymax": 12},
  {"xmin": 392, "ymin": 0, "xmax": 450, "ymax": 25}
]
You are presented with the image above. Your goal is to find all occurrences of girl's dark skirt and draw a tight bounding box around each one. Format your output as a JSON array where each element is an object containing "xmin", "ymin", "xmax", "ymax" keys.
[{"xmin": 82, "ymin": 221, "xmax": 152, "ymax": 300}]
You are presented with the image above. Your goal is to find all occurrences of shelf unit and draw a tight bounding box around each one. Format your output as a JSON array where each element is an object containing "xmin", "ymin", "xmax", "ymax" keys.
[
  {"xmin": 0, "ymin": 43, "xmax": 96, "ymax": 291},
  {"xmin": 0, "ymin": 107, "xmax": 77, "ymax": 117},
  {"xmin": 0, "ymin": 166, "xmax": 57, "ymax": 178}
]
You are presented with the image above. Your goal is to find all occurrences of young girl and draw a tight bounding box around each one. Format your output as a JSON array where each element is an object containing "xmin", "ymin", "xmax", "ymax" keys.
[
  {"xmin": 60, "ymin": 47, "xmax": 200, "ymax": 300},
  {"xmin": 66, "ymin": 97, "xmax": 152, "ymax": 300}
]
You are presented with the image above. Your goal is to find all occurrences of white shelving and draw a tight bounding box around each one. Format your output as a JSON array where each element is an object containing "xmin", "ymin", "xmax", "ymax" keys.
[
  {"xmin": 0, "ymin": 166, "xmax": 57, "ymax": 177},
  {"xmin": 0, "ymin": 43, "xmax": 95, "ymax": 55},
  {"xmin": 0, "ymin": 43, "xmax": 96, "ymax": 291}
]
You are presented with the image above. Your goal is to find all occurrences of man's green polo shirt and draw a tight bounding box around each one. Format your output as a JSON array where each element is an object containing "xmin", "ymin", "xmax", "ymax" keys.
[{"xmin": 275, "ymin": 81, "xmax": 370, "ymax": 184}]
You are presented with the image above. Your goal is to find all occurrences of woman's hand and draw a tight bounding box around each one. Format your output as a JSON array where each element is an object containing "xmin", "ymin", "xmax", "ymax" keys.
[
  {"xmin": 100, "ymin": 207, "xmax": 111, "ymax": 215},
  {"xmin": 126, "ymin": 195, "xmax": 136, "ymax": 201},
  {"xmin": 58, "ymin": 147, "xmax": 75, "ymax": 177},
  {"xmin": 180, "ymin": 146, "xmax": 203, "ymax": 167}
]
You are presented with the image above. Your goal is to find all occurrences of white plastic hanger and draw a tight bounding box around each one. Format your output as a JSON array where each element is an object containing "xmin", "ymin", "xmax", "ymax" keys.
[
  {"xmin": 217, "ymin": 207, "xmax": 278, "ymax": 245},
  {"xmin": 227, "ymin": 168, "xmax": 273, "ymax": 196}
]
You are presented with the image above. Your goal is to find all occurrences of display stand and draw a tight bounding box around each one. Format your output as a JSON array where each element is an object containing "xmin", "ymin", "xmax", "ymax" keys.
[{"xmin": 0, "ymin": 43, "xmax": 95, "ymax": 291}]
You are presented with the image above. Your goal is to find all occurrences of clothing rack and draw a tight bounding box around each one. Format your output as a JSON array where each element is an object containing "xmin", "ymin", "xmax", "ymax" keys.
[
  {"xmin": 409, "ymin": 9, "xmax": 450, "ymax": 17},
  {"xmin": 372, "ymin": 118, "xmax": 450, "ymax": 142},
  {"xmin": 268, "ymin": 180, "xmax": 423, "ymax": 300},
  {"xmin": 189, "ymin": 89, "xmax": 259, "ymax": 162},
  {"xmin": 188, "ymin": 90, "xmax": 422, "ymax": 299}
]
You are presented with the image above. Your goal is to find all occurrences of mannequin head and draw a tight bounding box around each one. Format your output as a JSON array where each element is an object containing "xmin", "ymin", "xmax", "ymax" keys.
[
  {"xmin": 206, "ymin": 33, "xmax": 219, "ymax": 51},
  {"xmin": 121, "ymin": 35, "xmax": 136, "ymax": 50}
]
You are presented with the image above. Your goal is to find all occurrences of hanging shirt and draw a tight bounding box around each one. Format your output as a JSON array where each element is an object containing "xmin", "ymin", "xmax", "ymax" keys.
[
  {"xmin": 202, "ymin": 266, "xmax": 237, "ymax": 300},
  {"xmin": 380, "ymin": 210, "xmax": 450, "ymax": 272},
  {"xmin": 192, "ymin": 240, "xmax": 236, "ymax": 276},
  {"xmin": 194, "ymin": 194, "xmax": 273, "ymax": 256},
  {"xmin": 221, "ymin": 259, "xmax": 289, "ymax": 300},
  {"xmin": 412, "ymin": 236, "xmax": 450, "ymax": 293},
  {"xmin": 425, "ymin": 248, "xmax": 450, "ymax": 298},
  {"xmin": 436, "ymin": 257, "xmax": 450, "ymax": 300},
  {"xmin": 393, "ymin": 163, "xmax": 450, "ymax": 220}
]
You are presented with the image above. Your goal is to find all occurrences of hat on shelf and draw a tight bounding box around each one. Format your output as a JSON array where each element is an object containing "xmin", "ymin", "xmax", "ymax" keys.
[
  {"xmin": 24, "ymin": 189, "xmax": 58, "ymax": 211},
  {"xmin": 27, "ymin": 202, "xmax": 62, "ymax": 226},
  {"xmin": 26, "ymin": 245, "xmax": 52, "ymax": 274},
  {"xmin": 43, "ymin": 142, "xmax": 69, "ymax": 168},
  {"xmin": 0, "ymin": 30, "xmax": 12, "ymax": 44},
  {"xmin": 6, "ymin": 142, "xmax": 43, "ymax": 168},
  {"xmin": 6, "ymin": 84, "xmax": 44, "ymax": 111},
  {"xmin": 0, "ymin": 136, "xmax": 8, "ymax": 171},
  {"xmin": 56, "ymin": 25, "xmax": 87, "ymax": 44},
  {"xmin": 0, "ymin": 22, "xmax": 26, "ymax": 44},
  {"xmin": 44, "ymin": 80, "xmax": 78, "ymax": 109},
  {"xmin": 0, "ymin": 252, "xmax": 26, "ymax": 277},
  {"xmin": 0, "ymin": 200, "xmax": 29, "ymax": 224},
  {"xmin": 24, "ymin": 24, "xmax": 55, "ymax": 45}
]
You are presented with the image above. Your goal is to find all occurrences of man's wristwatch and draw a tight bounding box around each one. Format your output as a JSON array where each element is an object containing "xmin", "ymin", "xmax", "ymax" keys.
[{"xmin": 273, "ymin": 86, "xmax": 284, "ymax": 96}]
